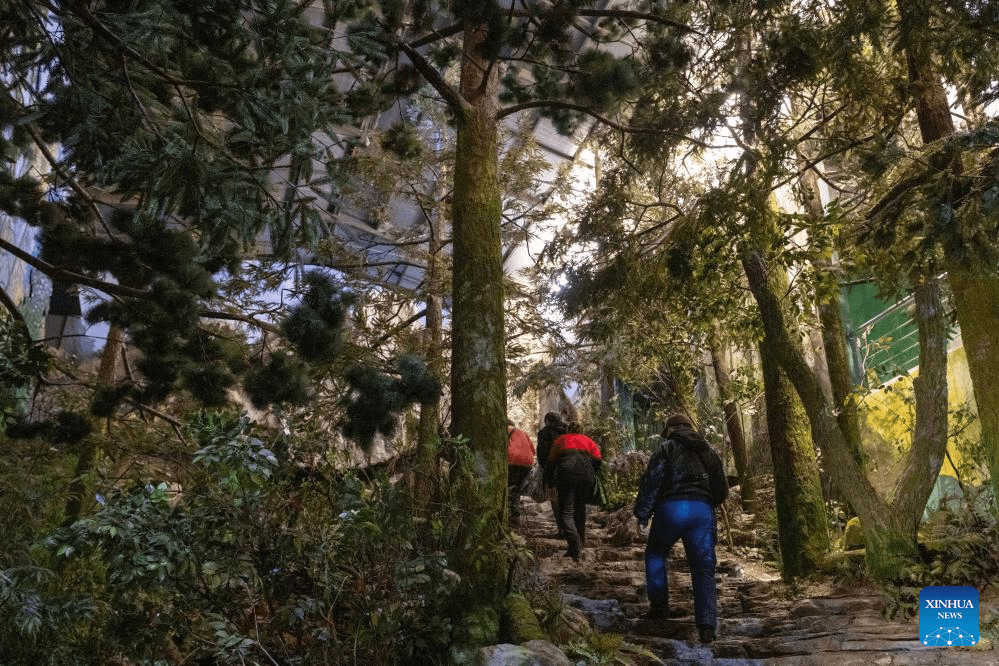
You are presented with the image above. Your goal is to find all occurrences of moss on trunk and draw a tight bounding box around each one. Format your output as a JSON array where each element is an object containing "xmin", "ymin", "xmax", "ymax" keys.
[{"xmin": 448, "ymin": 19, "xmax": 508, "ymax": 598}]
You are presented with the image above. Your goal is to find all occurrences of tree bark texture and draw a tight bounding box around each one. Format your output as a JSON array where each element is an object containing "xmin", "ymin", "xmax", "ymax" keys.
[
  {"xmin": 64, "ymin": 325, "xmax": 123, "ymax": 525},
  {"xmin": 736, "ymin": 215, "xmax": 828, "ymax": 575},
  {"xmin": 947, "ymin": 267, "xmax": 999, "ymax": 509},
  {"xmin": 759, "ymin": 336, "xmax": 830, "ymax": 578},
  {"xmin": 897, "ymin": 0, "xmax": 999, "ymax": 510},
  {"xmin": 448, "ymin": 20, "xmax": 508, "ymax": 596},
  {"xmin": 739, "ymin": 244, "xmax": 915, "ymax": 574},
  {"xmin": 798, "ymin": 167, "xmax": 867, "ymax": 474},
  {"xmin": 709, "ymin": 337, "xmax": 755, "ymax": 511},
  {"xmin": 415, "ymin": 208, "xmax": 445, "ymax": 513},
  {"xmin": 891, "ymin": 273, "xmax": 949, "ymax": 537}
]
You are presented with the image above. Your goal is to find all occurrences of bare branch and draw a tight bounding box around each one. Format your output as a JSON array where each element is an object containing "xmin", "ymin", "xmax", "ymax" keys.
[
  {"xmin": 498, "ymin": 99, "xmax": 710, "ymax": 147},
  {"xmin": 393, "ymin": 35, "xmax": 469, "ymax": 116}
]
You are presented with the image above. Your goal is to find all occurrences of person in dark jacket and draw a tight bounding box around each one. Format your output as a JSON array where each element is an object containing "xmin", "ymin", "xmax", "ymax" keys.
[
  {"xmin": 547, "ymin": 423, "xmax": 602, "ymax": 561},
  {"xmin": 536, "ymin": 412, "xmax": 568, "ymax": 538},
  {"xmin": 634, "ymin": 413, "xmax": 727, "ymax": 644}
]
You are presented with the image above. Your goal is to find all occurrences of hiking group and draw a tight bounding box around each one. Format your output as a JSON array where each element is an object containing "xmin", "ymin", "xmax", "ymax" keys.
[{"xmin": 508, "ymin": 411, "xmax": 728, "ymax": 645}]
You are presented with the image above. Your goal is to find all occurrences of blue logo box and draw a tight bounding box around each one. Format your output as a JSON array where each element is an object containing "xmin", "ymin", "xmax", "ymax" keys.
[{"xmin": 919, "ymin": 586, "xmax": 979, "ymax": 646}]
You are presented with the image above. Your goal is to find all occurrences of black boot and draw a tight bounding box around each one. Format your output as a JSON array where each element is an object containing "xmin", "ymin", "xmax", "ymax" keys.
[{"xmin": 643, "ymin": 603, "xmax": 668, "ymax": 620}]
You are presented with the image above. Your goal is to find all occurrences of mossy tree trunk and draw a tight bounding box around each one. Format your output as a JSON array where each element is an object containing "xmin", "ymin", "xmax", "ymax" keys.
[
  {"xmin": 415, "ymin": 206, "xmax": 445, "ymax": 514},
  {"xmin": 708, "ymin": 334, "xmax": 755, "ymax": 512},
  {"xmin": 740, "ymin": 243, "xmax": 949, "ymax": 577},
  {"xmin": 896, "ymin": 0, "xmax": 999, "ymax": 511},
  {"xmin": 948, "ymin": 267, "xmax": 999, "ymax": 510},
  {"xmin": 799, "ymin": 168, "xmax": 866, "ymax": 477},
  {"xmin": 448, "ymin": 19, "xmax": 508, "ymax": 599},
  {"xmin": 739, "ymin": 207, "xmax": 829, "ymax": 576},
  {"xmin": 759, "ymin": 337, "xmax": 830, "ymax": 578},
  {"xmin": 891, "ymin": 273, "xmax": 950, "ymax": 538}
]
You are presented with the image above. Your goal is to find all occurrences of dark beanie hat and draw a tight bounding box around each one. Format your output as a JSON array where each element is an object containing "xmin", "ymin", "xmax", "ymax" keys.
[
  {"xmin": 665, "ymin": 413, "xmax": 693, "ymax": 429},
  {"xmin": 662, "ymin": 414, "xmax": 694, "ymax": 437},
  {"xmin": 544, "ymin": 412, "xmax": 565, "ymax": 427}
]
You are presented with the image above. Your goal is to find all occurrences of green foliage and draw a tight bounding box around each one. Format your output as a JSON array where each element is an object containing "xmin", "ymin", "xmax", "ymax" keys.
[
  {"xmin": 281, "ymin": 272, "xmax": 354, "ymax": 365},
  {"xmin": 602, "ymin": 451, "xmax": 650, "ymax": 510},
  {"xmin": 570, "ymin": 50, "xmax": 639, "ymax": 111},
  {"xmin": 244, "ymin": 350, "xmax": 312, "ymax": 408},
  {"xmin": 342, "ymin": 354, "xmax": 441, "ymax": 449},
  {"xmin": 564, "ymin": 632, "xmax": 664, "ymax": 666},
  {"xmin": 6, "ymin": 410, "xmax": 92, "ymax": 446},
  {"xmin": 880, "ymin": 584, "xmax": 921, "ymax": 621},
  {"xmin": 0, "ymin": 413, "xmax": 484, "ymax": 665},
  {"xmin": 0, "ymin": 317, "xmax": 49, "ymax": 430},
  {"xmin": 381, "ymin": 122, "xmax": 426, "ymax": 161},
  {"xmin": 909, "ymin": 492, "xmax": 999, "ymax": 591}
]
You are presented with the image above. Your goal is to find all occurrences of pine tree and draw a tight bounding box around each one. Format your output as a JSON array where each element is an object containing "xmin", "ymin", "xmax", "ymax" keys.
[{"xmin": 329, "ymin": 0, "xmax": 698, "ymax": 595}]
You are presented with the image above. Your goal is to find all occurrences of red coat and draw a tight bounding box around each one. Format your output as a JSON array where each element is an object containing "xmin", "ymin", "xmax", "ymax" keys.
[
  {"xmin": 549, "ymin": 433, "xmax": 602, "ymax": 465},
  {"xmin": 507, "ymin": 428, "xmax": 536, "ymax": 467}
]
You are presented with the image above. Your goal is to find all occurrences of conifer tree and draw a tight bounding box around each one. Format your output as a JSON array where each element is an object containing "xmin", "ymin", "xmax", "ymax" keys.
[
  {"xmin": 0, "ymin": 2, "xmax": 440, "ymax": 455},
  {"xmin": 330, "ymin": 0, "xmax": 696, "ymax": 595}
]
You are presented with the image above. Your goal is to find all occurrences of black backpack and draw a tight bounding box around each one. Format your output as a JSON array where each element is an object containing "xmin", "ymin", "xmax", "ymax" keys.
[{"xmin": 662, "ymin": 438, "xmax": 729, "ymax": 507}]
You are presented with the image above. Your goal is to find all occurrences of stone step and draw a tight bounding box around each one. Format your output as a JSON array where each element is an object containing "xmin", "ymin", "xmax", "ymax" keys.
[{"xmin": 512, "ymin": 504, "xmax": 998, "ymax": 665}]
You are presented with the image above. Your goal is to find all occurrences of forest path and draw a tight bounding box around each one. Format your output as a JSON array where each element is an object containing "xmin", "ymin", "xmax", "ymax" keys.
[{"xmin": 512, "ymin": 498, "xmax": 997, "ymax": 665}]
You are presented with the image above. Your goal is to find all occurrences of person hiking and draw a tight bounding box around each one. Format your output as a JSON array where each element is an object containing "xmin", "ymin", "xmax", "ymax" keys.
[
  {"xmin": 507, "ymin": 419, "xmax": 536, "ymax": 521},
  {"xmin": 546, "ymin": 422, "xmax": 602, "ymax": 562},
  {"xmin": 634, "ymin": 413, "xmax": 728, "ymax": 644},
  {"xmin": 536, "ymin": 411, "xmax": 569, "ymax": 538}
]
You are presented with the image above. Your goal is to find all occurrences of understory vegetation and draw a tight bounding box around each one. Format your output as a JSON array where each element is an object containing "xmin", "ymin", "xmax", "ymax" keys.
[
  {"xmin": 0, "ymin": 408, "xmax": 497, "ymax": 665},
  {"xmin": 3, "ymin": 395, "xmax": 995, "ymax": 665}
]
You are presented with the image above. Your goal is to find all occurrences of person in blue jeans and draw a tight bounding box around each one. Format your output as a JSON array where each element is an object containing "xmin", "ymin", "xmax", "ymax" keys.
[{"xmin": 634, "ymin": 413, "xmax": 728, "ymax": 644}]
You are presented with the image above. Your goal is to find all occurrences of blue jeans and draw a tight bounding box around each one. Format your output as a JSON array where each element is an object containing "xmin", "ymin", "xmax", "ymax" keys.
[{"xmin": 645, "ymin": 498, "xmax": 717, "ymax": 630}]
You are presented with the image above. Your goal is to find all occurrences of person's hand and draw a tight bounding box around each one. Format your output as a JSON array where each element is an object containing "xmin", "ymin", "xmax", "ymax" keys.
[{"xmin": 636, "ymin": 519, "xmax": 646, "ymax": 535}]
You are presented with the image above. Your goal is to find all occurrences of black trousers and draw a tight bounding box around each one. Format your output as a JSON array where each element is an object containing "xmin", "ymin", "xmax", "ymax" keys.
[
  {"xmin": 507, "ymin": 465, "xmax": 531, "ymax": 517},
  {"xmin": 555, "ymin": 457, "xmax": 595, "ymax": 557}
]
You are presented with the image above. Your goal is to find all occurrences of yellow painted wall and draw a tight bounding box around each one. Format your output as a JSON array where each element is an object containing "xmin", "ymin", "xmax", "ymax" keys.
[{"xmin": 858, "ymin": 340, "xmax": 981, "ymax": 487}]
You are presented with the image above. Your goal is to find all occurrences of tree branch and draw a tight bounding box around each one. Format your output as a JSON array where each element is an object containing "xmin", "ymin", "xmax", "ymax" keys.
[
  {"xmin": 409, "ymin": 23, "xmax": 463, "ymax": 48},
  {"xmin": 394, "ymin": 35, "xmax": 469, "ymax": 116},
  {"xmin": 21, "ymin": 118, "xmax": 112, "ymax": 235},
  {"xmin": 198, "ymin": 310, "xmax": 283, "ymax": 336},
  {"xmin": 498, "ymin": 99, "xmax": 710, "ymax": 146},
  {"xmin": 505, "ymin": 7, "xmax": 699, "ymax": 34},
  {"xmin": 0, "ymin": 237, "xmax": 149, "ymax": 299}
]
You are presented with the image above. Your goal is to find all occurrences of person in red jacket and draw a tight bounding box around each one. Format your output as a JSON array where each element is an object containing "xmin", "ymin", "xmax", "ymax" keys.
[
  {"xmin": 546, "ymin": 422, "xmax": 601, "ymax": 561},
  {"xmin": 507, "ymin": 419, "xmax": 536, "ymax": 521}
]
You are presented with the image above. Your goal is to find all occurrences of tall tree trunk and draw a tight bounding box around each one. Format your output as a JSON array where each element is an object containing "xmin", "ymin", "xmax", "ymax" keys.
[
  {"xmin": 892, "ymin": 272, "xmax": 950, "ymax": 536},
  {"xmin": 415, "ymin": 207, "xmax": 445, "ymax": 514},
  {"xmin": 758, "ymin": 337, "xmax": 830, "ymax": 579},
  {"xmin": 799, "ymin": 169, "xmax": 866, "ymax": 474},
  {"xmin": 449, "ymin": 20, "xmax": 508, "ymax": 598},
  {"xmin": 708, "ymin": 334, "xmax": 755, "ymax": 512},
  {"xmin": 948, "ymin": 268, "xmax": 999, "ymax": 510},
  {"xmin": 63, "ymin": 325, "xmax": 123, "ymax": 524},
  {"xmin": 738, "ymin": 206, "xmax": 828, "ymax": 575},
  {"xmin": 897, "ymin": 0, "xmax": 999, "ymax": 510},
  {"xmin": 740, "ymin": 244, "xmax": 947, "ymax": 576}
]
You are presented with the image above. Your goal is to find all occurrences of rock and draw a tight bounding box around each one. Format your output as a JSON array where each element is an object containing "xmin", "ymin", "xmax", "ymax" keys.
[
  {"xmin": 475, "ymin": 640, "xmax": 572, "ymax": 666},
  {"xmin": 843, "ymin": 516, "xmax": 866, "ymax": 550},
  {"xmin": 562, "ymin": 593, "xmax": 624, "ymax": 631},
  {"xmin": 509, "ymin": 484, "xmax": 999, "ymax": 666},
  {"xmin": 603, "ymin": 505, "xmax": 641, "ymax": 546},
  {"xmin": 789, "ymin": 595, "xmax": 884, "ymax": 618}
]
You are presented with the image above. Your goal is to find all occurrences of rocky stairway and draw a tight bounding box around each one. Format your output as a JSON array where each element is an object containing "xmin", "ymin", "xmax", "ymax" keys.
[{"xmin": 512, "ymin": 498, "xmax": 998, "ymax": 665}]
